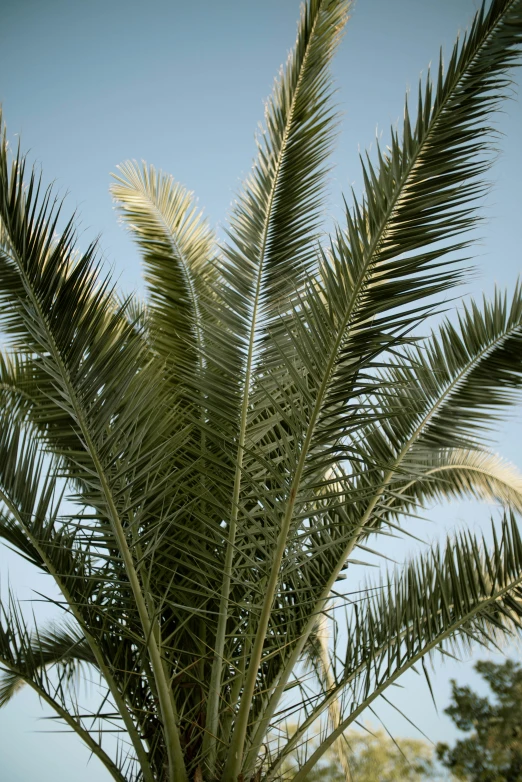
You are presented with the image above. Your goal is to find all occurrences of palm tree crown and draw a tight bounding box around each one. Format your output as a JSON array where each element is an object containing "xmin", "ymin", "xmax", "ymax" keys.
[{"xmin": 1, "ymin": 1, "xmax": 522, "ymax": 780}]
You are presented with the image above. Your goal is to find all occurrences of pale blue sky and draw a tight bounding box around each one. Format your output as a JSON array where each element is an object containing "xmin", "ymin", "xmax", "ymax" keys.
[{"xmin": 0, "ymin": 1, "xmax": 521, "ymax": 779}]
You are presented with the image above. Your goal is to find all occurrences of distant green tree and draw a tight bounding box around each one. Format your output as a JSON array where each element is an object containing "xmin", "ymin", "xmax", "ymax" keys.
[
  {"xmin": 292, "ymin": 729, "xmax": 436, "ymax": 781},
  {"xmin": 437, "ymin": 660, "xmax": 522, "ymax": 781}
]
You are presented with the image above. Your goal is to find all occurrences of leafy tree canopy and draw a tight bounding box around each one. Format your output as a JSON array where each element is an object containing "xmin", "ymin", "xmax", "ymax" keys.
[
  {"xmin": 437, "ymin": 660, "xmax": 522, "ymax": 781},
  {"xmin": 287, "ymin": 728, "xmax": 437, "ymax": 781}
]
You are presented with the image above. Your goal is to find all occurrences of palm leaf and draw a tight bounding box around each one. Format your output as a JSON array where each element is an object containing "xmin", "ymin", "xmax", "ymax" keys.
[
  {"xmin": 377, "ymin": 284, "xmax": 522, "ymax": 458},
  {"xmin": 207, "ymin": 2, "xmax": 351, "ymax": 771},
  {"xmin": 111, "ymin": 162, "xmax": 216, "ymax": 380},
  {"xmin": 347, "ymin": 284, "xmax": 522, "ymax": 537},
  {"xmin": 273, "ymin": 512, "xmax": 522, "ymax": 780},
  {"xmin": 0, "ymin": 618, "xmax": 94, "ymax": 706},
  {"xmin": 0, "ymin": 120, "xmax": 189, "ymax": 781},
  {"xmin": 381, "ymin": 448, "xmax": 522, "ymax": 521},
  {"xmin": 0, "ymin": 394, "xmax": 159, "ymax": 778},
  {"xmin": 250, "ymin": 283, "xmax": 522, "ymax": 762},
  {"xmin": 0, "ymin": 594, "xmax": 126, "ymax": 782},
  {"xmin": 237, "ymin": 4, "xmax": 522, "ymax": 763}
]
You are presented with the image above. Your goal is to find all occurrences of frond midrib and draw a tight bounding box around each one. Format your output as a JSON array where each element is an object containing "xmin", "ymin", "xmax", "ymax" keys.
[
  {"xmin": 246, "ymin": 5, "xmax": 522, "ymax": 754},
  {"xmin": 3, "ymin": 231, "xmax": 185, "ymax": 780},
  {"xmin": 208, "ymin": 3, "xmax": 329, "ymax": 767}
]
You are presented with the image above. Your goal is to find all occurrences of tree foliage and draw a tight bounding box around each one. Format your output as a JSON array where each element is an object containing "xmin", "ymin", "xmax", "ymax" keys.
[
  {"xmin": 437, "ymin": 660, "xmax": 522, "ymax": 781},
  {"xmin": 0, "ymin": 1, "xmax": 522, "ymax": 780},
  {"xmin": 287, "ymin": 728, "xmax": 437, "ymax": 781}
]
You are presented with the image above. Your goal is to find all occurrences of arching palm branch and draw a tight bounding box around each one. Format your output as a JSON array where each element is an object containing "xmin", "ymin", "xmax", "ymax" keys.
[{"xmin": 1, "ymin": 1, "xmax": 522, "ymax": 780}]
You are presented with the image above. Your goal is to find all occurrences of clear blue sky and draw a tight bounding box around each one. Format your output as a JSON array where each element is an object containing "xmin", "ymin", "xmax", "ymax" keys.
[{"xmin": 0, "ymin": 0, "xmax": 521, "ymax": 779}]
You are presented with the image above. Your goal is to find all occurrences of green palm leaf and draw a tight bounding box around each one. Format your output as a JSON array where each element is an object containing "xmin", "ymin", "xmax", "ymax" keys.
[
  {"xmin": 381, "ymin": 448, "xmax": 522, "ymax": 520},
  {"xmin": 0, "ymin": 123, "xmax": 190, "ymax": 781},
  {"xmin": 110, "ymin": 162, "xmax": 216, "ymax": 379},
  {"xmin": 1, "ymin": 2, "xmax": 522, "ymax": 781},
  {"xmin": 206, "ymin": 1, "xmax": 351, "ymax": 770},
  {"xmin": 274, "ymin": 513, "xmax": 522, "ymax": 780},
  {"xmin": 0, "ymin": 595, "xmax": 126, "ymax": 782},
  {"xmin": 0, "ymin": 619, "xmax": 94, "ymax": 706},
  {"xmin": 378, "ymin": 284, "xmax": 522, "ymax": 456},
  {"xmin": 0, "ymin": 397, "xmax": 157, "ymax": 779},
  {"xmin": 345, "ymin": 285, "xmax": 522, "ymax": 540},
  {"xmin": 236, "ymin": 5, "xmax": 522, "ymax": 765},
  {"xmin": 249, "ymin": 284, "xmax": 522, "ymax": 761}
]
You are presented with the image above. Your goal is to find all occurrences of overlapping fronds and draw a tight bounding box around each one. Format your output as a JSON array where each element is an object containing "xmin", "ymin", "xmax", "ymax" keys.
[
  {"xmin": 204, "ymin": 2, "xmax": 351, "ymax": 770},
  {"xmin": 263, "ymin": 0, "xmax": 522, "ymax": 477},
  {"xmin": 0, "ymin": 382, "xmax": 159, "ymax": 779},
  {"xmin": 225, "ymin": 7, "xmax": 522, "ymax": 772},
  {"xmin": 0, "ymin": 112, "xmax": 196, "ymax": 781},
  {"xmin": 274, "ymin": 513, "xmax": 522, "ymax": 781},
  {"xmin": 0, "ymin": 1, "xmax": 522, "ymax": 781}
]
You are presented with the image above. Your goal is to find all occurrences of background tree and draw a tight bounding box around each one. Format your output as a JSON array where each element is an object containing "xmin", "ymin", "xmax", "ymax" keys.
[
  {"xmin": 285, "ymin": 728, "xmax": 437, "ymax": 781},
  {"xmin": 1, "ymin": 1, "xmax": 522, "ymax": 781},
  {"xmin": 437, "ymin": 659, "xmax": 522, "ymax": 781}
]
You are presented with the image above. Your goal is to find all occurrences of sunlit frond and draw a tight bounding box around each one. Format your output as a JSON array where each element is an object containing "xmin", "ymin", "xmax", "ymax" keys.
[
  {"xmin": 382, "ymin": 448, "xmax": 522, "ymax": 520},
  {"xmin": 111, "ymin": 162, "xmax": 217, "ymax": 379}
]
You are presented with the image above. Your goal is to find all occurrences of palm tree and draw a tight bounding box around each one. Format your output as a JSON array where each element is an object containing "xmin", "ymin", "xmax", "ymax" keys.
[{"xmin": 1, "ymin": 0, "xmax": 522, "ymax": 780}]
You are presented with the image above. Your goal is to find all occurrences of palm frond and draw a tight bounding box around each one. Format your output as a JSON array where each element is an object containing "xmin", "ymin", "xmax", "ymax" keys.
[
  {"xmin": 208, "ymin": 2, "xmax": 351, "ymax": 771},
  {"xmin": 234, "ymin": 4, "xmax": 522, "ymax": 761},
  {"xmin": 111, "ymin": 162, "xmax": 216, "ymax": 379},
  {"xmin": 381, "ymin": 448, "xmax": 522, "ymax": 521},
  {"xmin": 0, "ymin": 618, "xmax": 94, "ymax": 706},
  {"xmin": 0, "ymin": 399, "xmax": 63, "ymax": 570},
  {"xmin": 0, "ymin": 349, "xmax": 39, "ymax": 419},
  {"xmin": 223, "ymin": 0, "xmax": 349, "ymax": 330},
  {"xmin": 0, "ymin": 400, "xmax": 160, "ymax": 779},
  {"xmin": 254, "ymin": 0, "xmax": 522, "ymax": 491},
  {"xmin": 258, "ymin": 277, "xmax": 522, "ymax": 743},
  {"xmin": 0, "ymin": 593, "xmax": 126, "ymax": 782},
  {"xmin": 0, "ymin": 114, "xmax": 190, "ymax": 781},
  {"xmin": 346, "ymin": 284, "xmax": 522, "ymax": 535},
  {"xmin": 375, "ymin": 284, "xmax": 522, "ymax": 459},
  {"xmin": 273, "ymin": 512, "xmax": 522, "ymax": 781}
]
